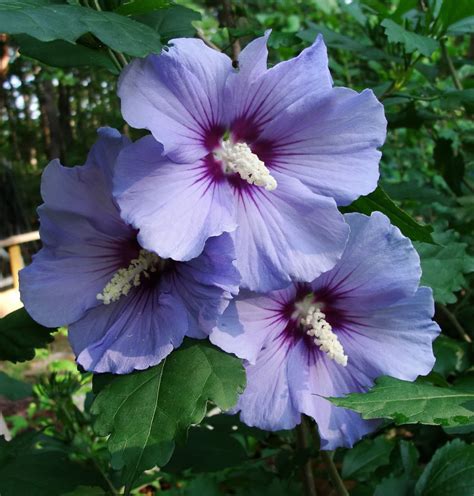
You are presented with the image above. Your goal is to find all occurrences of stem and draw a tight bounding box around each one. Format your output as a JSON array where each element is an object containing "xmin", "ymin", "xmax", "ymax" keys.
[
  {"xmin": 196, "ymin": 29, "xmax": 221, "ymax": 52},
  {"xmin": 320, "ymin": 451, "xmax": 349, "ymax": 496},
  {"xmin": 296, "ymin": 420, "xmax": 318, "ymax": 496},
  {"xmin": 441, "ymin": 40, "xmax": 463, "ymax": 90},
  {"xmin": 437, "ymin": 304, "xmax": 472, "ymax": 343}
]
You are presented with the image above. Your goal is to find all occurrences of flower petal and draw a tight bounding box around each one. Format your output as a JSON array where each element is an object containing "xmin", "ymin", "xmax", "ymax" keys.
[
  {"xmin": 169, "ymin": 233, "xmax": 240, "ymax": 338},
  {"xmin": 227, "ymin": 34, "xmax": 332, "ymax": 142},
  {"xmin": 338, "ymin": 287, "xmax": 439, "ymax": 381},
  {"xmin": 69, "ymin": 289, "xmax": 188, "ymax": 374},
  {"xmin": 233, "ymin": 172, "xmax": 349, "ymax": 292},
  {"xmin": 288, "ymin": 340, "xmax": 378, "ymax": 449},
  {"xmin": 210, "ymin": 288, "xmax": 294, "ymax": 363},
  {"xmin": 114, "ymin": 135, "xmax": 237, "ymax": 261},
  {"xmin": 237, "ymin": 338, "xmax": 301, "ymax": 431},
  {"xmin": 261, "ymin": 87, "xmax": 386, "ymax": 205},
  {"xmin": 313, "ymin": 212, "xmax": 421, "ymax": 310},
  {"xmin": 118, "ymin": 39, "xmax": 232, "ymax": 163},
  {"xmin": 20, "ymin": 130, "xmax": 133, "ymax": 327}
]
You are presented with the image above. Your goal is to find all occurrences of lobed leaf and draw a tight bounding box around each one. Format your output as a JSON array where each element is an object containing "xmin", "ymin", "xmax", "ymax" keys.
[
  {"xmin": 329, "ymin": 376, "xmax": 474, "ymax": 427},
  {"xmin": 91, "ymin": 339, "xmax": 245, "ymax": 489},
  {"xmin": 381, "ymin": 19, "xmax": 438, "ymax": 57}
]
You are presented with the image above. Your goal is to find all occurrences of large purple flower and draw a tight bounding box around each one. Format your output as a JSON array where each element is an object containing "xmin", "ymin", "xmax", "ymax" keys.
[
  {"xmin": 114, "ymin": 33, "xmax": 386, "ymax": 291},
  {"xmin": 210, "ymin": 213, "xmax": 440, "ymax": 449},
  {"xmin": 20, "ymin": 128, "xmax": 239, "ymax": 374}
]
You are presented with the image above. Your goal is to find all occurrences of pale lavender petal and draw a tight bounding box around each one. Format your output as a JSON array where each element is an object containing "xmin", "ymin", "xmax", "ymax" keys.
[
  {"xmin": 288, "ymin": 340, "xmax": 378, "ymax": 449},
  {"xmin": 20, "ymin": 130, "xmax": 133, "ymax": 327},
  {"xmin": 227, "ymin": 35, "xmax": 332, "ymax": 142},
  {"xmin": 233, "ymin": 172, "xmax": 349, "ymax": 292},
  {"xmin": 210, "ymin": 287, "xmax": 295, "ymax": 363},
  {"xmin": 313, "ymin": 212, "xmax": 421, "ymax": 311},
  {"xmin": 69, "ymin": 289, "xmax": 188, "ymax": 374},
  {"xmin": 261, "ymin": 88, "xmax": 386, "ymax": 205},
  {"xmin": 338, "ymin": 287, "xmax": 438, "ymax": 381},
  {"xmin": 114, "ymin": 136, "xmax": 237, "ymax": 261},
  {"xmin": 237, "ymin": 338, "xmax": 301, "ymax": 431},
  {"xmin": 118, "ymin": 39, "xmax": 232, "ymax": 163}
]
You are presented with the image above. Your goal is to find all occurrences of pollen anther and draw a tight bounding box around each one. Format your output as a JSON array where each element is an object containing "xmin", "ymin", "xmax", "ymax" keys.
[
  {"xmin": 96, "ymin": 249, "xmax": 161, "ymax": 305},
  {"xmin": 299, "ymin": 302, "xmax": 348, "ymax": 367},
  {"xmin": 215, "ymin": 139, "xmax": 277, "ymax": 191}
]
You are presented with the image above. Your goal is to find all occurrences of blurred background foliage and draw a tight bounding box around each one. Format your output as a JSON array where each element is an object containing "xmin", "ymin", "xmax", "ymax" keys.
[{"xmin": 0, "ymin": 0, "xmax": 474, "ymax": 494}]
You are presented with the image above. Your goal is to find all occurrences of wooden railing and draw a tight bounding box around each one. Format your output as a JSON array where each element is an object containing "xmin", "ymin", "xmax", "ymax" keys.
[{"xmin": 0, "ymin": 231, "xmax": 40, "ymax": 289}]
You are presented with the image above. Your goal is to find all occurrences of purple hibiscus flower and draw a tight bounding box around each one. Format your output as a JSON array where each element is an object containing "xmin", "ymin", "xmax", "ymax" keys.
[
  {"xmin": 210, "ymin": 212, "xmax": 440, "ymax": 449},
  {"xmin": 114, "ymin": 33, "xmax": 386, "ymax": 292},
  {"xmin": 20, "ymin": 128, "xmax": 239, "ymax": 374}
]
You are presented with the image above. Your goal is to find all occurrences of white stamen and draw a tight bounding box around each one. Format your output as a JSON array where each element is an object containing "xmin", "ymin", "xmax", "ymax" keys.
[
  {"xmin": 215, "ymin": 139, "xmax": 277, "ymax": 191},
  {"xmin": 297, "ymin": 299, "xmax": 348, "ymax": 367},
  {"xmin": 96, "ymin": 249, "xmax": 160, "ymax": 305}
]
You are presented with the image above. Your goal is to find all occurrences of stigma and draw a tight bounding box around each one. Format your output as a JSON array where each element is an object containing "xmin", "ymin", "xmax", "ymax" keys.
[
  {"xmin": 96, "ymin": 249, "xmax": 161, "ymax": 305},
  {"xmin": 215, "ymin": 139, "xmax": 277, "ymax": 191},
  {"xmin": 296, "ymin": 299, "xmax": 348, "ymax": 367}
]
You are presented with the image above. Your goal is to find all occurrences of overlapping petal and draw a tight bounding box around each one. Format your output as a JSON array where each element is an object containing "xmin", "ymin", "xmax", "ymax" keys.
[
  {"xmin": 114, "ymin": 135, "xmax": 237, "ymax": 261},
  {"xmin": 169, "ymin": 233, "xmax": 240, "ymax": 338},
  {"xmin": 313, "ymin": 212, "xmax": 422, "ymax": 311},
  {"xmin": 226, "ymin": 35, "xmax": 333, "ymax": 142},
  {"xmin": 20, "ymin": 129, "xmax": 134, "ymax": 328},
  {"xmin": 69, "ymin": 289, "xmax": 188, "ymax": 374},
  {"xmin": 232, "ymin": 172, "xmax": 349, "ymax": 291}
]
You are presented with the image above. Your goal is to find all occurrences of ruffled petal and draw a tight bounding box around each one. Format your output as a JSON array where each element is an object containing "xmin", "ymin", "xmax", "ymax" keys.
[
  {"xmin": 233, "ymin": 172, "xmax": 349, "ymax": 292},
  {"xmin": 226, "ymin": 35, "xmax": 332, "ymax": 142},
  {"xmin": 118, "ymin": 39, "xmax": 233, "ymax": 163},
  {"xmin": 169, "ymin": 233, "xmax": 240, "ymax": 338},
  {"xmin": 69, "ymin": 289, "xmax": 188, "ymax": 374},
  {"xmin": 20, "ymin": 130, "xmax": 134, "ymax": 327},
  {"xmin": 288, "ymin": 340, "xmax": 378, "ymax": 449},
  {"xmin": 237, "ymin": 338, "xmax": 301, "ymax": 431},
  {"xmin": 313, "ymin": 212, "xmax": 421, "ymax": 311},
  {"xmin": 114, "ymin": 135, "xmax": 237, "ymax": 261},
  {"xmin": 260, "ymin": 87, "xmax": 386, "ymax": 205},
  {"xmin": 210, "ymin": 287, "xmax": 295, "ymax": 363},
  {"xmin": 338, "ymin": 287, "xmax": 439, "ymax": 381}
]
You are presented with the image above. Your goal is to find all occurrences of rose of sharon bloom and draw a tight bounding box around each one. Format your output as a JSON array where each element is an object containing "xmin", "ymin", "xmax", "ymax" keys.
[
  {"xmin": 20, "ymin": 128, "xmax": 239, "ymax": 374},
  {"xmin": 114, "ymin": 32, "xmax": 386, "ymax": 292},
  {"xmin": 210, "ymin": 212, "xmax": 440, "ymax": 449}
]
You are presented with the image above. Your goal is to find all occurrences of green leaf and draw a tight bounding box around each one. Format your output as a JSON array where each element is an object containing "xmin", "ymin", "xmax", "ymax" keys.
[
  {"xmin": 438, "ymin": 0, "xmax": 474, "ymax": 34},
  {"xmin": 0, "ymin": 2, "xmax": 162, "ymax": 57},
  {"xmin": 381, "ymin": 19, "xmax": 438, "ymax": 57},
  {"xmin": 329, "ymin": 376, "xmax": 474, "ymax": 427},
  {"xmin": 342, "ymin": 436, "xmax": 394, "ymax": 480},
  {"xmin": 115, "ymin": 0, "xmax": 173, "ymax": 15},
  {"xmin": 0, "ymin": 308, "xmax": 56, "ymax": 363},
  {"xmin": 415, "ymin": 439, "xmax": 474, "ymax": 496},
  {"xmin": 14, "ymin": 34, "xmax": 118, "ymax": 72},
  {"xmin": 92, "ymin": 340, "xmax": 245, "ymax": 489},
  {"xmin": 0, "ymin": 432, "xmax": 104, "ymax": 496},
  {"xmin": 0, "ymin": 371, "xmax": 32, "ymax": 400},
  {"xmin": 433, "ymin": 335, "xmax": 470, "ymax": 378},
  {"xmin": 342, "ymin": 186, "xmax": 434, "ymax": 244},
  {"xmin": 415, "ymin": 230, "xmax": 474, "ymax": 304},
  {"xmin": 135, "ymin": 5, "xmax": 200, "ymax": 41}
]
